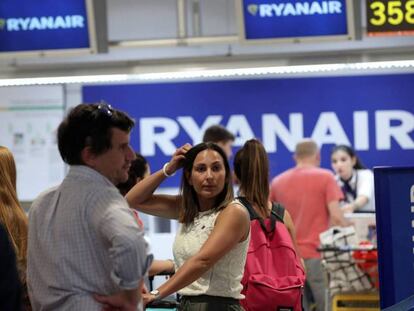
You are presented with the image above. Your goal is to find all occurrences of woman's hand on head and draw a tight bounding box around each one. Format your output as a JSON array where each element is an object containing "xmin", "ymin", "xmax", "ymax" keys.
[{"xmin": 166, "ymin": 143, "xmax": 192, "ymax": 175}]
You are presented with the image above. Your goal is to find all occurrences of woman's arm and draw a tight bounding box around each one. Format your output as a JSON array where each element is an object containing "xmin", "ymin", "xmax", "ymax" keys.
[
  {"xmin": 342, "ymin": 195, "xmax": 369, "ymax": 213},
  {"xmin": 127, "ymin": 192, "xmax": 181, "ymax": 220},
  {"xmin": 126, "ymin": 144, "xmax": 191, "ymax": 219},
  {"xmin": 343, "ymin": 170, "xmax": 374, "ymax": 213},
  {"xmin": 145, "ymin": 203, "xmax": 250, "ymax": 303},
  {"xmin": 148, "ymin": 259, "xmax": 175, "ymax": 277}
]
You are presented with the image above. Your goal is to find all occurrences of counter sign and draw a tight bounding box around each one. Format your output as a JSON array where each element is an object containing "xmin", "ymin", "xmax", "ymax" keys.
[{"xmin": 367, "ymin": 0, "xmax": 414, "ymax": 36}]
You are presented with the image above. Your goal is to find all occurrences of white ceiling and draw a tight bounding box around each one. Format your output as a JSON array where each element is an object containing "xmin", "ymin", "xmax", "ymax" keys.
[{"xmin": 1, "ymin": 0, "xmax": 414, "ymax": 79}]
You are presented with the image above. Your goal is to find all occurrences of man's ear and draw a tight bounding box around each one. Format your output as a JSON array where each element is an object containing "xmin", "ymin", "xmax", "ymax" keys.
[{"xmin": 81, "ymin": 146, "xmax": 96, "ymax": 167}]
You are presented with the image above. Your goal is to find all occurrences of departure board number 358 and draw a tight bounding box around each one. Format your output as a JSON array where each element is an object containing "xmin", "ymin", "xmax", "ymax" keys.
[{"xmin": 370, "ymin": 0, "xmax": 414, "ymax": 26}]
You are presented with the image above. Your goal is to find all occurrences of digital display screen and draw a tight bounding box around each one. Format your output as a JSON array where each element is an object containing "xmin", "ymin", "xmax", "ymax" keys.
[
  {"xmin": 0, "ymin": 0, "xmax": 93, "ymax": 53},
  {"xmin": 238, "ymin": 0, "xmax": 354, "ymax": 42},
  {"xmin": 366, "ymin": 0, "xmax": 414, "ymax": 36}
]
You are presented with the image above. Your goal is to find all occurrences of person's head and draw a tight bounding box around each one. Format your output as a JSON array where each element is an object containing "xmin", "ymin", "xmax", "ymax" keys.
[
  {"xmin": 0, "ymin": 146, "xmax": 17, "ymax": 191},
  {"xmin": 57, "ymin": 103, "xmax": 136, "ymax": 185},
  {"xmin": 294, "ymin": 139, "xmax": 320, "ymax": 166},
  {"xmin": 202, "ymin": 125, "xmax": 235, "ymax": 158},
  {"xmin": 331, "ymin": 144, "xmax": 365, "ymax": 180},
  {"xmin": 180, "ymin": 142, "xmax": 233, "ymax": 224},
  {"xmin": 117, "ymin": 153, "xmax": 150, "ymax": 196},
  {"xmin": 0, "ymin": 146, "xmax": 28, "ymax": 267},
  {"xmin": 234, "ymin": 139, "xmax": 269, "ymax": 214}
]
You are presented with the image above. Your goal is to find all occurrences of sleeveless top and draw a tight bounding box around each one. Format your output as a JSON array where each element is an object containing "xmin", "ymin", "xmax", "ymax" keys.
[{"xmin": 173, "ymin": 206, "xmax": 250, "ymax": 298}]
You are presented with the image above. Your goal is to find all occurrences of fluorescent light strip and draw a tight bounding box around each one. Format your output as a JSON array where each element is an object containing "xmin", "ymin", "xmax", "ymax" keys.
[
  {"xmin": 1, "ymin": 60, "xmax": 414, "ymax": 87},
  {"xmin": 0, "ymin": 74, "xmax": 130, "ymax": 87}
]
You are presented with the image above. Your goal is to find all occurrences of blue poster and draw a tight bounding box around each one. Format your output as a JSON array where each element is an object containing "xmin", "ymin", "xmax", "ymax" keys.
[
  {"xmin": 0, "ymin": 0, "xmax": 90, "ymax": 52},
  {"xmin": 374, "ymin": 167, "xmax": 414, "ymax": 309},
  {"xmin": 83, "ymin": 73, "xmax": 414, "ymax": 187},
  {"xmin": 240, "ymin": 0, "xmax": 350, "ymax": 40}
]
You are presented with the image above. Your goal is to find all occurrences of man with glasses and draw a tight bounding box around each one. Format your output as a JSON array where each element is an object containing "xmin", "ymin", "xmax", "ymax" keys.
[{"xmin": 27, "ymin": 103, "xmax": 152, "ymax": 311}]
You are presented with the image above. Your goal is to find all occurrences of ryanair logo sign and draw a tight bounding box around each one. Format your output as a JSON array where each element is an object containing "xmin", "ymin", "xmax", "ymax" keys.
[
  {"xmin": 247, "ymin": 1, "xmax": 343, "ymax": 17},
  {"xmin": 0, "ymin": 15, "xmax": 85, "ymax": 31}
]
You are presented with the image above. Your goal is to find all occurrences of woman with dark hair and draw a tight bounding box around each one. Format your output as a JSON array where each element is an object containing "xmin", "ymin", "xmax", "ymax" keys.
[
  {"xmin": 331, "ymin": 145, "xmax": 375, "ymax": 212},
  {"xmin": 117, "ymin": 152, "xmax": 175, "ymax": 277},
  {"xmin": 124, "ymin": 142, "xmax": 250, "ymax": 310},
  {"xmin": 233, "ymin": 139, "xmax": 305, "ymax": 310},
  {"xmin": 233, "ymin": 139, "xmax": 300, "ymax": 247}
]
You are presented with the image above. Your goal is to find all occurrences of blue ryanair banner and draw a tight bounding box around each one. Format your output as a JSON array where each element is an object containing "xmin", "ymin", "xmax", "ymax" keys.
[
  {"xmin": 374, "ymin": 167, "xmax": 414, "ymax": 309},
  {"xmin": 0, "ymin": 0, "xmax": 90, "ymax": 52},
  {"xmin": 83, "ymin": 73, "xmax": 414, "ymax": 187},
  {"xmin": 238, "ymin": 0, "xmax": 351, "ymax": 40}
]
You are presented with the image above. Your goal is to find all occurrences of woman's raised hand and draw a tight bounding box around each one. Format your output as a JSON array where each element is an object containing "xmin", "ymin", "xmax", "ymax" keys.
[{"xmin": 165, "ymin": 143, "xmax": 192, "ymax": 176}]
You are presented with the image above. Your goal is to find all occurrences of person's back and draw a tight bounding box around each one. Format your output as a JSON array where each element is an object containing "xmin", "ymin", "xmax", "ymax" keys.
[
  {"xmin": 27, "ymin": 103, "xmax": 152, "ymax": 311},
  {"xmin": 270, "ymin": 166, "xmax": 339, "ymax": 258},
  {"xmin": 234, "ymin": 139, "xmax": 305, "ymax": 311},
  {"xmin": 269, "ymin": 139, "xmax": 348, "ymax": 311},
  {"xmin": 28, "ymin": 171, "xmax": 146, "ymax": 309}
]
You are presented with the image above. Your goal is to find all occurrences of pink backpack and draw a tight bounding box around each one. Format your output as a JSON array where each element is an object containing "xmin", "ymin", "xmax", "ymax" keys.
[{"xmin": 237, "ymin": 197, "xmax": 306, "ymax": 311}]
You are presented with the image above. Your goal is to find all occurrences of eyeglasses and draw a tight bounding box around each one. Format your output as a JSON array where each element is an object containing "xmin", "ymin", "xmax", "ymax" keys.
[
  {"xmin": 96, "ymin": 102, "xmax": 113, "ymax": 117},
  {"xmin": 91, "ymin": 102, "xmax": 113, "ymax": 120}
]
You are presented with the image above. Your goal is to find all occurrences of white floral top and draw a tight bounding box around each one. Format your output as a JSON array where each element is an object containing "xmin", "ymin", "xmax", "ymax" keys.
[{"xmin": 173, "ymin": 206, "xmax": 249, "ymax": 298}]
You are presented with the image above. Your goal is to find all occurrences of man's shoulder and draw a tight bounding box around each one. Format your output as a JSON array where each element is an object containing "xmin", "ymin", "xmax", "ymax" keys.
[
  {"xmin": 272, "ymin": 167, "xmax": 334, "ymax": 182},
  {"xmin": 65, "ymin": 170, "xmax": 120, "ymax": 197},
  {"xmin": 309, "ymin": 167, "xmax": 335, "ymax": 177},
  {"xmin": 272, "ymin": 168, "xmax": 295, "ymax": 181},
  {"xmin": 80, "ymin": 182, "xmax": 125, "ymax": 211},
  {"xmin": 303, "ymin": 167, "xmax": 337, "ymax": 184},
  {"xmin": 30, "ymin": 185, "xmax": 60, "ymax": 215},
  {"xmin": 32, "ymin": 185, "xmax": 59, "ymax": 204}
]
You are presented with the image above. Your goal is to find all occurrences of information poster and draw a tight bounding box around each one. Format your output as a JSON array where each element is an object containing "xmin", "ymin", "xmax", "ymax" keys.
[{"xmin": 0, "ymin": 86, "xmax": 65, "ymax": 201}]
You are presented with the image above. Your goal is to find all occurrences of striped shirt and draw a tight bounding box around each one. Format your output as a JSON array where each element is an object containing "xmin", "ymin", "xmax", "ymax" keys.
[{"xmin": 27, "ymin": 165, "xmax": 152, "ymax": 311}]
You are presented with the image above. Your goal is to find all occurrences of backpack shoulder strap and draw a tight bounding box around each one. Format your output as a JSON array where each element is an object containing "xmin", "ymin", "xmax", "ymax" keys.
[
  {"xmin": 271, "ymin": 202, "xmax": 285, "ymax": 223},
  {"xmin": 237, "ymin": 196, "xmax": 277, "ymax": 233},
  {"xmin": 236, "ymin": 196, "xmax": 259, "ymax": 220}
]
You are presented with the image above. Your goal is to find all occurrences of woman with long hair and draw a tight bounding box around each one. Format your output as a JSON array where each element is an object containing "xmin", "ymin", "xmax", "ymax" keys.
[
  {"xmin": 0, "ymin": 146, "xmax": 31, "ymax": 310},
  {"xmin": 233, "ymin": 139, "xmax": 305, "ymax": 311},
  {"xmin": 233, "ymin": 139, "xmax": 300, "ymax": 248},
  {"xmin": 117, "ymin": 152, "xmax": 175, "ymax": 277},
  {"xmin": 96, "ymin": 142, "xmax": 250, "ymax": 311}
]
